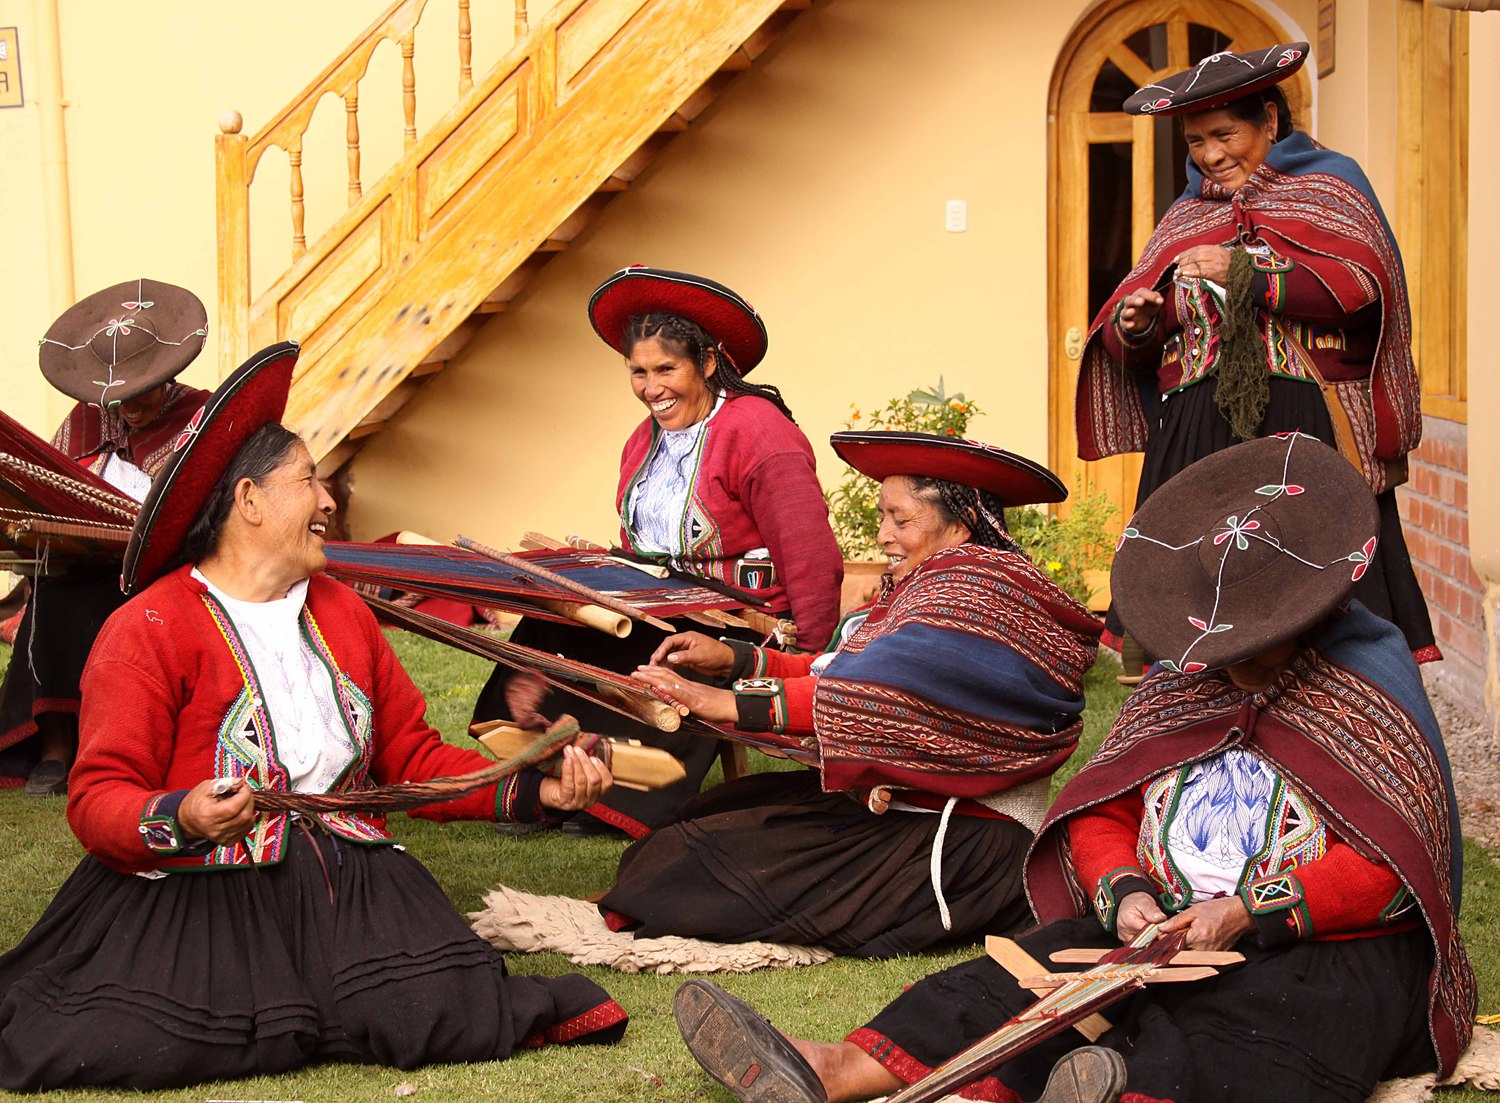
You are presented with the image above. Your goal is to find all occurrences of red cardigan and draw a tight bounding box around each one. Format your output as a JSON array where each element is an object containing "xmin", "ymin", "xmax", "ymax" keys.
[
  {"xmin": 616, "ymin": 395, "xmax": 843, "ymax": 651},
  {"xmin": 69, "ymin": 567, "xmax": 546, "ymax": 874}
]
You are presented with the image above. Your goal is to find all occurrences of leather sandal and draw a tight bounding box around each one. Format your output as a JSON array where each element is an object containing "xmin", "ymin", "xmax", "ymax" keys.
[
  {"xmin": 1034, "ymin": 1046, "xmax": 1127, "ymax": 1103},
  {"xmin": 674, "ymin": 979, "xmax": 828, "ymax": 1103}
]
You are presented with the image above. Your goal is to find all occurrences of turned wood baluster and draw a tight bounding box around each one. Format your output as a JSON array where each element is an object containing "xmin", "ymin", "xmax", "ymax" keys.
[
  {"xmin": 402, "ymin": 34, "xmax": 417, "ymax": 149},
  {"xmin": 515, "ymin": 0, "xmax": 528, "ymax": 37},
  {"xmin": 289, "ymin": 133, "xmax": 306, "ymax": 258},
  {"xmin": 345, "ymin": 87, "xmax": 362, "ymax": 204},
  {"xmin": 458, "ymin": 0, "xmax": 473, "ymax": 94}
]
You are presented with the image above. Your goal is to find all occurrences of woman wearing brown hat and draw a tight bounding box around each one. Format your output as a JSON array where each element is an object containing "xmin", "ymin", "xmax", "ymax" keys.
[
  {"xmin": 0, "ymin": 344, "xmax": 627, "ymax": 1091},
  {"xmin": 472, "ymin": 267, "xmax": 843, "ymax": 837},
  {"xmin": 1, "ymin": 279, "xmax": 210, "ymax": 796},
  {"xmin": 670, "ymin": 434, "xmax": 1469, "ymax": 1103},
  {"xmin": 587, "ymin": 430, "xmax": 1102, "ymax": 958},
  {"xmin": 1075, "ymin": 43, "xmax": 1435, "ymax": 667}
]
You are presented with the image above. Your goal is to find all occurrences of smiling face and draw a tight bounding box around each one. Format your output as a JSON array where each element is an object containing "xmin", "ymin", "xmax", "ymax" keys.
[
  {"xmin": 876, "ymin": 476, "xmax": 972, "ymax": 583},
  {"xmin": 627, "ymin": 335, "xmax": 718, "ymax": 431},
  {"xmin": 247, "ymin": 442, "xmax": 336, "ymax": 584},
  {"xmin": 1183, "ymin": 104, "xmax": 1278, "ymax": 193},
  {"xmin": 117, "ymin": 385, "xmax": 169, "ymax": 431}
]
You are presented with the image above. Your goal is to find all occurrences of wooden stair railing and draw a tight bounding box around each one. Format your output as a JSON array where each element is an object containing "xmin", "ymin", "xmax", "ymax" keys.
[{"xmin": 215, "ymin": 0, "xmax": 813, "ymax": 471}]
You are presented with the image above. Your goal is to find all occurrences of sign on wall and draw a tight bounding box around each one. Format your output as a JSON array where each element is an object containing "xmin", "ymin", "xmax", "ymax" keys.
[
  {"xmin": 0, "ymin": 28, "xmax": 22, "ymax": 108},
  {"xmin": 1317, "ymin": 0, "xmax": 1336, "ymax": 78}
]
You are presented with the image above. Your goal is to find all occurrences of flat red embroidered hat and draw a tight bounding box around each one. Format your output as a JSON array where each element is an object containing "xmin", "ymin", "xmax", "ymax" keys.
[
  {"xmin": 1123, "ymin": 42, "xmax": 1308, "ymax": 117},
  {"xmin": 38, "ymin": 278, "xmax": 208, "ymax": 407},
  {"xmin": 830, "ymin": 430, "xmax": 1068, "ymax": 508},
  {"xmin": 121, "ymin": 341, "xmax": 299, "ymax": 594},
  {"xmin": 588, "ymin": 266, "xmax": 768, "ymax": 374},
  {"xmin": 1111, "ymin": 432, "xmax": 1378, "ymax": 673}
]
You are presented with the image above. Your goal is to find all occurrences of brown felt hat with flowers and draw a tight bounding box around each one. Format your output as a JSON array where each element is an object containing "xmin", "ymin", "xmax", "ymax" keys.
[
  {"xmin": 39, "ymin": 278, "xmax": 208, "ymax": 407},
  {"xmin": 831, "ymin": 430, "xmax": 1067, "ymax": 508},
  {"xmin": 121, "ymin": 341, "xmax": 299, "ymax": 595},
  {"xmin": 1111, "ymin": 432, "xmax": 1378, "ymax": 673},
  {"xmin": 588, "ymin": 266, "xmax": 768, "ymax": 374},
  {"xmin": 1123, "ymin": 42, "xmax": 1308, "ymax": 117}
]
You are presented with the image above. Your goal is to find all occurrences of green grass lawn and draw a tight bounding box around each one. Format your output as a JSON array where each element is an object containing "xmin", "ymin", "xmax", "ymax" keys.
[{"xmin": 0, "ymin": 635, "xmax": 1495, "ymax": 1102}]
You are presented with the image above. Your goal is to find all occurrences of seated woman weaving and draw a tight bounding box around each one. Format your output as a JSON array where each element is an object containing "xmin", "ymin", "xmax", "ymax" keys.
[
  {"xmin": 671, "ymin": 434, "xmax": 1471, "ymax": 1103},
  {"xmin": 473, "ymin": 266, "xmax": 843, "ymax": 837},
  {"xmin": 593, "ymin": 430, "xmax": 1103, "ymax": 957},
  {"xmin": 0, "ymin": 345, "xmax": 627, "ymax": 1092}
]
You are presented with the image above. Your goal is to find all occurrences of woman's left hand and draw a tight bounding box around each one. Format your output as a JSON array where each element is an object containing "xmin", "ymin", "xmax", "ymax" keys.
[
  {"xmin": 538, "ymin": 744, "xmax": 614, "ymax": 811},
  {"xmin": 632, "ymin": 664, "xmax": 739, "ymax": 723},
  {"xmin": 1174, "ymin": 245, "xmax": 1233, "ymax": 284},
  {"xmin": 1158, "ymin": 896, "xmax": 1254, "ymax": 951}
]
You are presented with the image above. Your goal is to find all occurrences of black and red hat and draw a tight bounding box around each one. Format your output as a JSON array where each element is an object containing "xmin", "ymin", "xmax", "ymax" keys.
[
  {"xmin": 121, "ymin": 342, "xmax": 299, "ymax": 594},
  {"xmin": 39, "ymin": 278, "xmax": 208, "ymax": 407},
  {"xmin": 588, "ymin": 266, "xmax": 768, "ymax": 374},
  {"xmin": 1123, "ymin": 42, "xmax": 1308, "ymax": 117},
  {"xmin": 830, "ymin": 430, "xmax": 1068, "ymax": 508},
  {"xmin": 1111, "ymin": 432, "xmax": 1378, "ymax": 673}
]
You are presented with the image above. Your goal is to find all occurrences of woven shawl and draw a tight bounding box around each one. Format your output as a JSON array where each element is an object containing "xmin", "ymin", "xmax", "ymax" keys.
[
  {"xmin": 1025, "ymin": 603, "xmax": 1473, "ymax": 1077},
  {"xmin": 1076, "ymin": 132, "xmax": 1419, "ymax": 487},
  {"xmin": 811, "ymin": 545, "xmax": 1102, "ymax": 799},
  {"xmin": 50, "ymin": 381, "xmax": 209, "ymax": 477}
]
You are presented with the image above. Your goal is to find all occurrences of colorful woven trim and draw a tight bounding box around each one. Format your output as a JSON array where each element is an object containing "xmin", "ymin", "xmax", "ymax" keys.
[
  {"xmin": 1381, "ymin": 885, "xmax": 1417, "ymax": 925},
  {"xmin": 1111, "ymin": 297, "xmax": 1158, "ymax": 348},
  {"xmin": 138, "ymin": 791, "xmax": 188, "ymax": 853},
  {"xmin": 724, "ymin": 638, "xmax": 770, "ymax": 680},
  {"xmin": 1092, "ymin": 866, "xmax": 1158, "ymax": 932},
  {"xmin": 1239, "ymin": 871, "xmax": 1313, "ymax": 946},
  {"xmin": 733, "ymin": 676, "xmax": 788, "ymax": 733}
]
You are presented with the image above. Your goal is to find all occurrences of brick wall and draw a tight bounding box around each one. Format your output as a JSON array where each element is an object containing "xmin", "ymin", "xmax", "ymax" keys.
[{"xmin": 1396, "ymin": 416, "xmax": 1484, "ymax": 709}]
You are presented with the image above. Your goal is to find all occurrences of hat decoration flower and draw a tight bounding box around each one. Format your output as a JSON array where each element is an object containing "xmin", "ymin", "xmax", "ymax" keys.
[
  {"xmin": 1123, "ymin": 42, "xmax": 1309, "ymax": 117},
  {"xmin": 1112, "ymin": 432, "xmax": 1379, "ymax": 675}
]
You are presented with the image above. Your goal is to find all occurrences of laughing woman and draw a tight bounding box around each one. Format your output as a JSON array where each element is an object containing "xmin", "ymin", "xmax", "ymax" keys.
[{"xmin": 473, "ymin": 267, "xmax": 843, "ymax": 837}]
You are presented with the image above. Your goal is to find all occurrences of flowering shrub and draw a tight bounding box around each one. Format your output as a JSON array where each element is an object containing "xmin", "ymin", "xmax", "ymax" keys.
[
  {"xmin": 1004, "ymin": 488, "xmax": 1118, "ymax": 606},
  {"xmin": 825, "ymin": 381, "xmax": 982, "ymax": 560}
]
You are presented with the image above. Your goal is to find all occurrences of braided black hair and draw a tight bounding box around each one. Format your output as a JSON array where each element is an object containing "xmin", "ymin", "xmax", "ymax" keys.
[
  {"xmin": 623, "ymin": 313, "xmax": 796, "ymax": 423},
  {"xmin": 906, "ymin": 476, "xmax": 1020, "ymax": 553}
]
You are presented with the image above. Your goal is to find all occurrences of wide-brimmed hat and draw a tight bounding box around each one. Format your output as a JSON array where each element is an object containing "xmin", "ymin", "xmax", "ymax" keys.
[
  {"xmin": 1123, "ymin": 42, "xmax": 1308, "ymax": 117},
  {"xmin": 1112, "ymin": 432, "xmax": 1378, "ymax": 673},
  {"xmin": 39, "ymin": 278, "xmax": 208, "ymax": 407},
  {"xmin": 121, "ymin": 342, "xmax": 299, "ymax": 595},
  {"xmin": 831, "ymin": 430, "xmax": 1068, "ymax": 507},
  {"xmin": 588, "ymin": 266, "xmax": 767, "ymax": 374}
]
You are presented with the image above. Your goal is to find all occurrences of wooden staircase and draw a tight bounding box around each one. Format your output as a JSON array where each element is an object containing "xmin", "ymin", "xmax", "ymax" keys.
[{"xmin": 214, "ymin": 0, "xmax": 814, "ymax": 478}]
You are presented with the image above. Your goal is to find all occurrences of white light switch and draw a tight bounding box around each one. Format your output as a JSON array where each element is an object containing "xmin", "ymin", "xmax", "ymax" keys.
[{"xmin": 945, "ymin": 199, "xmax": 967, "ymax": 233}]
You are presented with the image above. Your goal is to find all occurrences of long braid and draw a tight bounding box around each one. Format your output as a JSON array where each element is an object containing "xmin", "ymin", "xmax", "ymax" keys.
[
  {"xmin": 909, "ymin": 476, "xmax": 1020, "ymax": 553},
  {"xmin": 623, "ymin": 313, "xmax": 796, "ymax": 423}
]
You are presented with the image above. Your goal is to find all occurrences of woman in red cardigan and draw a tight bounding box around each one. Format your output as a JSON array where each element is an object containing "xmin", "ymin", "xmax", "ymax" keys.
[
  {"xmin": 0, "ymin": 344, "xmax": 627, "ymax": 1092},
  {"xmin": 473, "ymin": 267, "xmax": 843, "ymax": 837}
]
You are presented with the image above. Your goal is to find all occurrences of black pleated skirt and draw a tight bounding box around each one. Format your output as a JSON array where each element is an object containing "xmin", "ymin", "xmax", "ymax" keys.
[
  {"xmin": 598, "ymin": 771, "xmax": 1034, "ymax": 958},
  {"xmin": 1106, "ymin": 377, "xmax": 1436, "ymax": 657},
  {"xmin": 853, "ymin": 915, "xmax": 1434, "ymax": 1103},
  {"xmin": 0, "ymin": 830, "xmax": 625, "ymax": 1091}
]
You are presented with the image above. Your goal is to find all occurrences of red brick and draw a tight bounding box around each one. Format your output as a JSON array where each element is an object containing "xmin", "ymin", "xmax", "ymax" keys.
[
  {"xmin": 1412, "ymin": 464, "xmax": 1440, "ymax": 498},
  {"xmin": 1458, "ymin": 590, "xmax": 1481, "ymax": 628},
  {"xmin": 1459, "ymin": 555, "xmax": 1483, "ymax": 592},
  {"xmin": 1446, "ymin": 621, "xmax": 1485, "ymax": 667},
  {"xmin": 1454, "ymin": 478, "xmax": 1468, "ymax": 512}
]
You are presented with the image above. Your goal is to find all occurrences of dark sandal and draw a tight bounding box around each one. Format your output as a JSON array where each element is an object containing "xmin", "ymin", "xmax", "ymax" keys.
[
  {"xmin": 674, "ymin": 979, "xmax": 827, "ymax": 1103},
  {"xmin": 1034, "ymin": 1046, "xmax": 1127, "ymax": 1103}
]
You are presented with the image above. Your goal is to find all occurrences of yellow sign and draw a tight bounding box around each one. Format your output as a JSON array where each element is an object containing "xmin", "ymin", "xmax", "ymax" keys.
[{"xmin": 0, "ymin": 28, "xmax": 21, "ymax": 109}]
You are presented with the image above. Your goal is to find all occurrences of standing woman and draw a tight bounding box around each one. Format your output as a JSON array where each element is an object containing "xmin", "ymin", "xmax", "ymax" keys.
[
  {"xmin": 473, "ymin": 267, "xmax": 843, "ymax": 837},
  {"xmin": 1076, "ymin": 43, "xmax": 1437, "ymax": 661},
  {"xmin": 1, "ymin": 279, "xmax": 210, "ymax": 794}
]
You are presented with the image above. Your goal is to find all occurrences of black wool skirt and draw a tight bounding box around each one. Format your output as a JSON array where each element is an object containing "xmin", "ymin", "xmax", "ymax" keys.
[
  {"xmin": 0, "ymin": 830, "xmax": 625, "ymax": 1091},
  {"xmin": 851, "ymin": 916, "xmax": 1434, "ymax": 1103},
  {"xmin": 1106, "ymin": 376, "xmax": 1436, "ymax": 657},
  {"xmin": 598, "ymin": 770, "xmax": 1034, "ymax": 958}
]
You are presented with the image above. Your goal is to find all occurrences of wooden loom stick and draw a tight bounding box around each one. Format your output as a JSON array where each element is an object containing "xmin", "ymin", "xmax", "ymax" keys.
[
  {"xmin": 986, "ymin": 937, "xmax": 1110, "ymax": 1041},
  {"xmin": 524, "ymin": 532, "xmax": 672, "ymax": 579},
  {"xmin": 1049, "ymin": 947, "xmax": 1243, "ymax": 967},
  {"xmin": 470, "ymin": 720, "xmax": 686, "ymax": 792},
  {"xmin": 456, "ymin": 532, "xmax": 677, "ymax": 633},
  {"xmin": 395, "ymin": 531, "xmax": 632, "ymax": 638}
]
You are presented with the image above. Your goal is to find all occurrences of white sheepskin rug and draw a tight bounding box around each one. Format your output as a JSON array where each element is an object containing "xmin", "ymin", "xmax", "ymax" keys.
[{"xmin": 469, "ymin": 883, "xmax": 833, "ymax": 974}]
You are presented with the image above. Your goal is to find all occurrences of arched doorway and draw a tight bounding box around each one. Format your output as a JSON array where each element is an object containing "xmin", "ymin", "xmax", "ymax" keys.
[{"xmin": 1045, "ymin": 0, "xmax": 1312, "ymax": 603}]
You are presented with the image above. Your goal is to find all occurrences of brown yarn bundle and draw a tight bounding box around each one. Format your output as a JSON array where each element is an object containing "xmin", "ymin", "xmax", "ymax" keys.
[
  {"xmin": 251, "ymin": 716, "xmax": 581, "ymax": 816},
  {"xmin": 1213, "ymin": 246, "xmax": 1270, "ymax": 442}
]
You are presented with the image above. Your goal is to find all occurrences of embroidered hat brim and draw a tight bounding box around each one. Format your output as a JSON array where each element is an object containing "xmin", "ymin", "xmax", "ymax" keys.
[
  {"xmin": 121, "ymin": 341, "xmax": 299, "ymax": 595},
  {"xmin": 39, "ymin": 278, "xmax": 208, "ymax": 406},
  {"xmin": 1111, "ymin": 433, "xmax": 1378, "ymax": 673},
  {"xmin": 588, "ymin": 267, "xmax": 768, "ymax": 374},
  {"xmin": 830, "ymin": 430, "xmax": 1068, "ymax": 508},
  {"xmin": 1123, "ymin": 42, "xmax": 1308, "ymax": 117}
]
